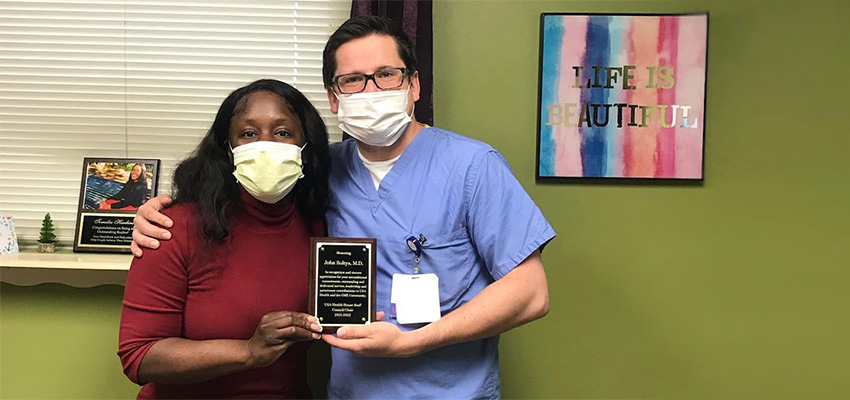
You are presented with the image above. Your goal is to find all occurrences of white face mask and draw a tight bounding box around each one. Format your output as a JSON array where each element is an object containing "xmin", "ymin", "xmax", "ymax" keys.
[
  {"xmin": 231, "ymin": 141, "xmax": 305, "ymax": 204},
  {"xmin": 335, "ymin": 86, "xmax": 414, "ymax": 147}
]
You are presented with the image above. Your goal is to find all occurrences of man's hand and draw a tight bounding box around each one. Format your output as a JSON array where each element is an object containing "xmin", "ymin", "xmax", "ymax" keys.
[
  {"xmin": 322, "ymin": 321, "xmax": 423, "ymax": 358},
  {"xmin": 131, "ymin": 194, "xmax": 175, "ymax": 257},
  {"xmin": 321, "ymin": 311, "xmax": 424, "ymax": 358}
]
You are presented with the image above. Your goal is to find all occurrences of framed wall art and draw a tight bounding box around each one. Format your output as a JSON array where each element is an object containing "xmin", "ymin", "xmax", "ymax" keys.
[
  {"xmin": 73, "ymin": 158, "xmax": 160, "ymax": 253},
  {"xmin": 537, "ymin": 13, "xmax": 708, "ymax": 180}
]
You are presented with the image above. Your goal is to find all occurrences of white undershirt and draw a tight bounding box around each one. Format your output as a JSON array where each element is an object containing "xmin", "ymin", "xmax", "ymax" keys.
[{"xmin": 357, "ymin": 148, "xmax": 401, "ymax": 190}]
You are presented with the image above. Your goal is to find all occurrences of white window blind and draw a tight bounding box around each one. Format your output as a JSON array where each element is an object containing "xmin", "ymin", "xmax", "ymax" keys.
[{"xmin": 0, "ymin": 0, "xmax": 350, "ymax": 246}]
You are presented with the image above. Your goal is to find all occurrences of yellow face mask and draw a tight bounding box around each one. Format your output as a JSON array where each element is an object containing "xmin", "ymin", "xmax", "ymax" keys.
[{"xmin": 231, "ymin": 141, "xmax": 305, "ymax": 204}]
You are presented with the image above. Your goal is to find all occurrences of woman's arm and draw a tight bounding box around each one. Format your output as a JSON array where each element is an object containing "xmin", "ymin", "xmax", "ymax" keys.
[
  {"xmin": 118, "ymin": 207, "xmax": 321, "ymax": 385},
  {"xmin": 137, "ymin": 311, "xmax": 321, "ymax": 385},
  {"xmin": 107, "ymin": 180, "xmax": 131, "ymax": 202}
]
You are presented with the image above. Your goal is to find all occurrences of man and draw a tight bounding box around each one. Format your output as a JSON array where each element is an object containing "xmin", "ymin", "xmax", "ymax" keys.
[{"xmin": 132, "ymin": 16, "xmax": 555, "ymax": 399}]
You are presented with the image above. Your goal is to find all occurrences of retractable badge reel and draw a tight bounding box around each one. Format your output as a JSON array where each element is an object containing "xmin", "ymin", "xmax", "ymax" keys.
[
  {"xmin": 393, "ymin": 234, "xmax": 440, "ymax": 324},
  {"xmin": 405, "ymin": 234, "xmax": 426, "ymax": 274}
]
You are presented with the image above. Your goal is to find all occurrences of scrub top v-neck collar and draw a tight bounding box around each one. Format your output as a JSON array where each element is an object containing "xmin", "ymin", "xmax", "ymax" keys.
[{"xmin": 351, "ymin": 126, "xmax": 433, "ymax": 214}]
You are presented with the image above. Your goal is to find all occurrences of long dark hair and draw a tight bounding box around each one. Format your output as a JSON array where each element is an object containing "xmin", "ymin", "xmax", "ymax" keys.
[
  {"xmin": 128, "ymin": 163, "xmax": 147, "ymax": 186},
  {"xmin": 172, "ymin": 79, "xmax": 330, "ymax": 243}
]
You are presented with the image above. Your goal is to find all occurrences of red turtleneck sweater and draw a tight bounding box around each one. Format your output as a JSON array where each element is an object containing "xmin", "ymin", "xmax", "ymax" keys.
[{"xmin": 118, "ymin": 189, "xmax": 325, "ymax": 399}]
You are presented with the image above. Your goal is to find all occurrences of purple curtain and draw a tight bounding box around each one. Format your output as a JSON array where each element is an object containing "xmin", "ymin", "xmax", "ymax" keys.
[{"xmin": 350, "ymin": 0, "xmax": 434, "ymax": 126}]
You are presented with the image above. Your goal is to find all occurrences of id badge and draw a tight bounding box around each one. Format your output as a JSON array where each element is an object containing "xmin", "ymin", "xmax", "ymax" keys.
[{"xmin": 391, "ymin": 273, "xmax": 441, "ymax": 325}]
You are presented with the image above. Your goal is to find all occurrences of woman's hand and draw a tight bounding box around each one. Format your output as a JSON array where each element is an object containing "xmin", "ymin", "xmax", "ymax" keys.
[
  {"xmin": 245, "ymin": 311, "xmax": 323, "ymax": 368},
  {"xmin": 98, "ymin": 200, "xmax": 109, "ymax": 210},
  {"xmin": 130, "ymin": 311, "xmax": 322, "ymax": 385}
]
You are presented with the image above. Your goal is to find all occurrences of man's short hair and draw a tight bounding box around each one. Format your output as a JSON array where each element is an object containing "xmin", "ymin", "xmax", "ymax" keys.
[{"xmin": 322, "ymin": 15, "xmax": 418, "ymax": 89}]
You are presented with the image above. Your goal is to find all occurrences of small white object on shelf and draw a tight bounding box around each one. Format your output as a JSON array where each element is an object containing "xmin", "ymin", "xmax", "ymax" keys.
[{"xmin": 1, "ymin": 216, "xmax": 20, "ymax": 254}]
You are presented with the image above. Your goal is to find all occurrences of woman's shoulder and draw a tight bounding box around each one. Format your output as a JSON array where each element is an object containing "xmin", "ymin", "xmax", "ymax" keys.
[
  {"xmin": 159, "ymin": 202, "xmax": 201, "ymax": 232},
  {"xmin": 141, "ymin": 202, "xmax": 204, "ymax": 256},
  {"xmin": 159, "ymin": 201, "xmax": 198, "ymax": 217}
]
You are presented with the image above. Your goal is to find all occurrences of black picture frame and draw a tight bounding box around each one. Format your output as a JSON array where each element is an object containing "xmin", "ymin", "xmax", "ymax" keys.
[{"xmin": 73, "ymin": 158, "xmax": 160, "ymax": 253}]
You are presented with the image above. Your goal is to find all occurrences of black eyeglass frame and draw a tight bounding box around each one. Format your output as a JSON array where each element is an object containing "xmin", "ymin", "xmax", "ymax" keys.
[{"xmin": 332, "ymin": 67, "xmax": 411, "ymax": 94}]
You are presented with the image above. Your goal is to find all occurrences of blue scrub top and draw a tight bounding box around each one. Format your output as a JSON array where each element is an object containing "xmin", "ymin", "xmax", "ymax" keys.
[{"xmin": 326, "ymin": 127, "xmax": 556, "ymax": 399}]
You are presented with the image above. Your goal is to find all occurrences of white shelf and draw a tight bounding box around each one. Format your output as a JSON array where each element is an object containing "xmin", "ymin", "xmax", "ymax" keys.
[
  {"xmin": 1, "ymin": 249, "xmax": 131, "ymax": 287},
  {"xmin": 0, "ymin": 249, "xmax": 131, "ymax": 270}
]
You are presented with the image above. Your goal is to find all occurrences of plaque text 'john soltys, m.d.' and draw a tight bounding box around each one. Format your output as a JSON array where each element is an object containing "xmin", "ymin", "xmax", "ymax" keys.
[
  {"xmin": 310, "ymin": 238, "xmax": 376, "ymax": 332},
  {"xmin": 318, "ymin": 245, "xmax": 369, "ymax": 323}
]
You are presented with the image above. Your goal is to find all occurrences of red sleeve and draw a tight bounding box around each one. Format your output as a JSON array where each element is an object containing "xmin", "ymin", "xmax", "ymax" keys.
[{"xmin": 117, "ymin": 205, "xmax": 195, "ymax": 385}]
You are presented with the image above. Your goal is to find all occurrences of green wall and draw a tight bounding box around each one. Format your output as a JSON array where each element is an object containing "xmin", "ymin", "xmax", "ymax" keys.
[
  {"xmin": 432, "ymin": 0, "xmax": 849, "ymax": 399},
  {"xmin": 2, "ymin": 0, "xmax": 848, "ymax": 398},
  {"xmin": 1, "ymin": 284, "xmax": 138, "ymax": 398}
]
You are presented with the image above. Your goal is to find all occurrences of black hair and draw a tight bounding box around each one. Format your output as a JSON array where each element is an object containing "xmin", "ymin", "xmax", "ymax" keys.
[
  {"xmin": 129, "ymin": 163, "xmax": 147, "ymax": 186},
  {"xmin": 172, "ymin": 79, "xmax": 329, "ymax": 243},
  {"xmin": 322, "ymin": 15, "xmax": 418, "ymax": 89}
]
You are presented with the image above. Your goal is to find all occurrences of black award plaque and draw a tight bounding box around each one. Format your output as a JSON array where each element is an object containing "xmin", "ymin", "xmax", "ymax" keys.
[
  {"xmin": 309, "ymin": 237, "xmax": 377, "ymax": 333},
  {"xmin": 72, "ymin": 158, "xmax": 160, "ymax": 253}
]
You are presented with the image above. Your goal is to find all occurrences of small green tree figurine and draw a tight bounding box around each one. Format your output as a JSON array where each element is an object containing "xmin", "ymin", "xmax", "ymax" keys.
[{"xmin": 37, "ymin": 213, "xmax": 57, "ymax": 253}]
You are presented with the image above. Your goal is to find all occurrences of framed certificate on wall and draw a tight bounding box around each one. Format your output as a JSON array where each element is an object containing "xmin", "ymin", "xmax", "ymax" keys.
[{"xmin": 73, "ymin": 158, "xmax": 160, "ymax": 253}]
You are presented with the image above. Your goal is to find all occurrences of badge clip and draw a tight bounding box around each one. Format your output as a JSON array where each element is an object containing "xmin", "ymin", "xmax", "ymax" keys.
[{"xmin": 406, "ymin": 235, "xmax": 424, "ymax": 274}]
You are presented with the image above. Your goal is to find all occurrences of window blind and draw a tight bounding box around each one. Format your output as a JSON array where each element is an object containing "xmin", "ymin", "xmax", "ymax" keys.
[{"xmin": 0, "ymin": 0, "xmax": 350, "ymax": 246}]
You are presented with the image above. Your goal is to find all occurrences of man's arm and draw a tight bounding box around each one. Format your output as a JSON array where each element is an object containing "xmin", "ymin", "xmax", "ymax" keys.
[
  {"xmin": 130, "ymin": 194, "xmax": 175, "ymax": 257},
  {"xmin": 322, "ymin": 249, "xmax": 549, "ymax": 357}
]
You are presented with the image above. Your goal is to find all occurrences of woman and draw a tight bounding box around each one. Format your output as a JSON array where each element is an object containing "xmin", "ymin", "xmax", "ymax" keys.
[
  {"xmin": 98, "ymin": 163, "xmax": 147, "ymax": 210},
  {"xmin": 118, "ymin": 79, "xmax": 329, "ymax": 399}
]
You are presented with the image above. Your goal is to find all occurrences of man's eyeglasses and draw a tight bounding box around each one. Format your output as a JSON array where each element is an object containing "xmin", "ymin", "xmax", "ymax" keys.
[{"xmin": 333, "ymin": 67, "xmax": 409, "ymax": 94}]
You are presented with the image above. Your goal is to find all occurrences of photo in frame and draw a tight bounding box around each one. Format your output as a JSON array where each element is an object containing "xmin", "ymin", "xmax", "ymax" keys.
[
  {"xmin": 73, "ymin": 158, "xmax": 160, "ymax": 253},
  {"xmin": 537, "ymin": 13, "xmax": 708, "ymax": 180}
]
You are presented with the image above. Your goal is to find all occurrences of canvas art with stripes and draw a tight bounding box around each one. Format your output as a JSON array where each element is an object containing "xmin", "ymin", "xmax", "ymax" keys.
[{"xmin": 537, "ymin": 13, "xmax": 708, "ymax": 180}]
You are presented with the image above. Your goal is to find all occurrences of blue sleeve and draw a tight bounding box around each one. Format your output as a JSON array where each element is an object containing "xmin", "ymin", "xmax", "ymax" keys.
[{"xmin": 465, "ymin": 150, "xmax": 556, "ymax": 280}]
